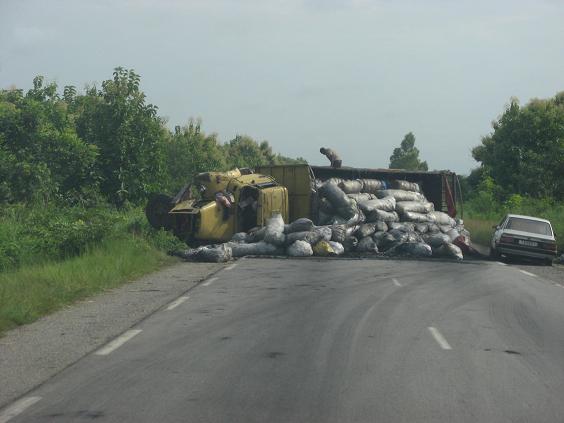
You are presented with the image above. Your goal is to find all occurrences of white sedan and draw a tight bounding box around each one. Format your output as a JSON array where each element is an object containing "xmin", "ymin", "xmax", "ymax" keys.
[{"xmin": 490, "ymin": 214, "xmax": 557, "ymax": 264}]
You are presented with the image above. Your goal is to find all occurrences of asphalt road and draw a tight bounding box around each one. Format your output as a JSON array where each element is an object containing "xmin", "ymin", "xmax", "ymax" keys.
[{"xmin": 4, "ymin": 257, "xmax": 564, "ymax": 423}]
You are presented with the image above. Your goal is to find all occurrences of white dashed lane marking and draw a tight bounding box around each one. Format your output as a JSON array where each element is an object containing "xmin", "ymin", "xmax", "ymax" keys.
[
  {"xmin": 392, "ymin": 278, "xmax": 402, "ymax": 287},
  {"xmin": 428, "ymin": 326, "xmax": 452, "ymax": 350},
  {"xmin": 94, "ymin": 329, "xmax": 142, "ymax": 356},
  {"xmin": 496, "ymin": 261, "xmax": 507, "ymax": 266},
  {"xmin": 0, "ymin": 396, "xmax": 41, "ymax": 423},
  {"xmin": 225, "ymin": 264, "xmax": 237, "ymax": 271},
  {"xmin": 202, "ymin": 277, "xmax": 218, "ymax": 287},
  {"xmin": 519, "ymin": 270, "xmax": 537, "ymax": 277},
  {"xmin": 166, "ymin": 296, "xmax": 190, "ymax": 310}
]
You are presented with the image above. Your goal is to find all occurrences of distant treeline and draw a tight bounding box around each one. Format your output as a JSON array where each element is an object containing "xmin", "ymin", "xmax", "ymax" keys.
[{"xmin": 0, "ymin": 67, "xmax": 305, "ymax": 207}]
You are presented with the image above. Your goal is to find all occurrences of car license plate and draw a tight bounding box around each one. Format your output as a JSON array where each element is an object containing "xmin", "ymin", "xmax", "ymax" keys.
[{"xmin": 518, "ymin": 240, "xmax": 538, "ymax": 247}]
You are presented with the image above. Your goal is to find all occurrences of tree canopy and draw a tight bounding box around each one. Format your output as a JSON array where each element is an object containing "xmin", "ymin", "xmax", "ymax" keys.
[
  {"xmin": 388, "ymin": 132, "xmax": 428, "ymax": 171},
  {"xmin": 472, "ymin": 93, "xmax": 564, "ymax": 200},
  {"xmin": 0, "ymin": 68, "xmax": 305, "ymax": 206}
]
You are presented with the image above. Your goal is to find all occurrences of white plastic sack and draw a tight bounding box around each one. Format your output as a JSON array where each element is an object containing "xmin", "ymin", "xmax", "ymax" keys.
[
  {"xmin": 287, "ymin": 240, "xmax": 313, "ymax": 257},
  {"xmin": 439, "ymin": 225, "xmax": 453, "ymax": 233},
  {"xmin": 376, "ymin": 189, "xmax": 425, "ymax": 202},
  {"xmin": 358, "ymin": 197, "xmax": 396, "ymax": 213},
  {"xmin": 347, "ymin": 193, "xmax": 376, "ymax": 202},
  {"xmin": 427, "ymin": 223, "xmax": 440, "ymax": 234},
  {"xmin": 415, "ymin": 223, "xmax": 429, "ymax": 234},
  {"xmin": 392, "ymin": 180, "xmax": 421, "ymax": 192},
  {"xmin": 435, "ymin": 243, "xmax": 463, "ymax": 260},
  {"xmin": 359, "ymin": 179, "xmax": 387, "ymax": 193},
  {"xmin": 264, "ymin": 213, "xmax": 286, "ymax": 246},
  {"xmin": 285, "ymin": 231, "xmax": 318, "ymax": 245},
  {"xmin": 446, "ymin": 228, "xmax": 460, "ymax": 242},
  {"xmin": 319, "ymin": 181, "xmax": 354, "ymax": 210},
  {"xmin": 389, "ymin": 222, "xmax": 416, "ymax": 232},
  {"xmin": 402, "ymin": 211, "xmax": 431, "ymax": 223},
  {"xmin": 402, "ymin": 242, "xmax": 432, "ymax": 257},
  {"xmin": 423, "ymin": 233, "xmax": 451, "ymax": 248},
  {"xmin": 428, "ymin": 211, "xmax": 456, "ymax": 227},
  {"xmin": 331, "ymin": 225, "xmax": 347, "ymax": 242},
  {"xmin": 183, "ymin": 244, "xmax": 233, "ymax": 262},
  {"xmin": 339, "ymin": 179, "xmax": 363, "ymax": 194},
  {"xmin": 356, "ymin": 223, "xmax": 378, "ymax": 239},
  {"xmin": 396, "ymin": 201, "xmax": 435, "ymax": 214},
  {"xmin": 365, "ymin": 209, "xmax": 399, "ymax": 223},
  {"xmin": 315, "ymin": 226, "xmax": 333, "ymax": 242}
]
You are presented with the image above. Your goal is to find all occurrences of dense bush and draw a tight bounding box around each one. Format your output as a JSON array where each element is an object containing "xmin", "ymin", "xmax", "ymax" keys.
[{"xmin": 0, "ymin": 204, "xmax": 186, "ymax": 272}]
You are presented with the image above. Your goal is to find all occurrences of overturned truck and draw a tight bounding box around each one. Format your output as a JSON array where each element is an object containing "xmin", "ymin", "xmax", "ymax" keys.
[{"xmin": 147, "ymin": 164, "xmax": 469, "ymax": 260}]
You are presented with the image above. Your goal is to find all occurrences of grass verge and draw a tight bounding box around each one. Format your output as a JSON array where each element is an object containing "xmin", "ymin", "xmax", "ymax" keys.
[
  {"xmin": 0, "ymin": 236, "xmax": 176, "ymax": 336},
  {"xmin": 464, "ymin": 217, "xmax": 497, "ymax": 248}
]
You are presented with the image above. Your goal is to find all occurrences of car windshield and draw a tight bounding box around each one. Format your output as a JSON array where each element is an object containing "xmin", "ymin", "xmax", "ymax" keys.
[{"xmin": 506, "ymin": 217, "xmax": 552, "ymax": 236}]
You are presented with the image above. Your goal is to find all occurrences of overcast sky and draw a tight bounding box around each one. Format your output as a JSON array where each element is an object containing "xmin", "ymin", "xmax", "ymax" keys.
[{"xmin": 1, "ymin": 0, "xmax": 563, "ymax": 174}]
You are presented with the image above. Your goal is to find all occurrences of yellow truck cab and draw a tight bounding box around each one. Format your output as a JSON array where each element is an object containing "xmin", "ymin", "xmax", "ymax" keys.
[{"xmin": 145, "ymin": 168, "xmax": 288, "ymax": 243}]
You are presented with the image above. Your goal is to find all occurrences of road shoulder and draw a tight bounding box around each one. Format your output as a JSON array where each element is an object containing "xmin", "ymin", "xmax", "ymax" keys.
[{"xmin": 0, "ymin": 261, "xmax": 222, "ymax": 408}]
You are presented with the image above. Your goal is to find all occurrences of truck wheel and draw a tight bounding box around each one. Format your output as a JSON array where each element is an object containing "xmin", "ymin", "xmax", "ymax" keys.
[{"xmin": 145, "ymin": 193, "xmax": 174, "ymax": 230}]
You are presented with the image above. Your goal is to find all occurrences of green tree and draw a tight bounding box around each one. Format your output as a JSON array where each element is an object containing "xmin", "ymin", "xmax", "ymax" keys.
[
  {"xmin": 164, "ymin": 120, "xmax": 227, "ymax": 193},
  {"xmin": 472, "ymin": 93, "xmax": 564, "ymax": 199},
  {"xmin": 224, "ymin": 135, "xmax": 306, "ymax": 169},
  {"xmin": 75, "ymin": 67, "xmax": 166, "ymax": 205},
  {"xmin": 0, "ymin": 78, "xmax": 98, "ymax": 204},
  {"xmin": 389, "ymin": 132, "xmax": 428, "ymax": 171}
]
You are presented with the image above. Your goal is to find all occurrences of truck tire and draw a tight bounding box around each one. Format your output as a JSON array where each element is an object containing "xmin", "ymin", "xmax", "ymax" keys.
[{"xmin": 145, "ymin": 193, "xmax": 174, "ymax": 230}]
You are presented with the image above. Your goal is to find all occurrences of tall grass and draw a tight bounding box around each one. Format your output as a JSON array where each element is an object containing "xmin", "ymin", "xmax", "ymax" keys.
[
  {"xmin": 464, "ymin": 218, "xmax": 497, "ymax": 247},
  {"xmin": 0, "ymin": 237, "xmax": 175, "ymax": 336},
  {"xmin": 0, "ymin": 203, "xmax": 186, "ymax": 336}
]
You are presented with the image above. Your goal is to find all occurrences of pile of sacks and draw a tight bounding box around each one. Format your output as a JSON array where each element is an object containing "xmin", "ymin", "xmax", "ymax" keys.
[
  {"xmin": 182, "ymin": 178, "xmax": 471, "ymax": 263},
  {"xmin": 182, "ymin": 213, "xmax": 344, "ymax": 262},
  {"xmin": 315, "ymin": 177, "xmax": 469, "ymax": 259}
]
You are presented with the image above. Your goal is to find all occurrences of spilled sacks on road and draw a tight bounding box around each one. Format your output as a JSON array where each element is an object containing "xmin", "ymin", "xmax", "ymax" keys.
[{"xmin": 179, "ymin": 178, "xmax": 471, "ymax": 263}]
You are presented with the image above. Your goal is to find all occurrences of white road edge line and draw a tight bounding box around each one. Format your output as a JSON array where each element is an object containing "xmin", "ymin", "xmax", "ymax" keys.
[
  {"xmin": 519, "ymin": 270, "xmax": 537, "ymax": 277},
  {"xmin": 95, "ymin": 329, "xmax": 142, "ymax": 356},
  {"xmin": 496, "ymin": 261, "xmax": 507, "ymax": 266},
  {"xmin": 202, "ymin": 277, "xmax": 218, "ymax": 287},
  {"xmin": 392, "ymin": 278, "xmax": 402, "ymax": 287},
  {"xmin": 166, "ymin": 296, "xmax": 190, "ymax": 310},
  {"xmin": 0, "ymin": 396, "xmax": 41, "ymax": 423},
  {"xmin": 428, "ymin": 326, "xmax": 452, "ymax": 350},
  {"xmin": 225, "ymin": 263, "xmax": 237, "ymax": 271}
]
